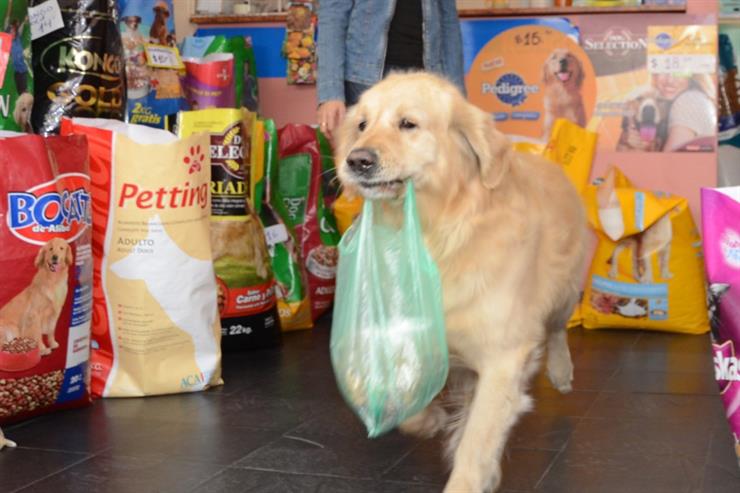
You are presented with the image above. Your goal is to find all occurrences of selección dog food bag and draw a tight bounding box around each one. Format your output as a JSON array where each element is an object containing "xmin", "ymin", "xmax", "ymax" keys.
[
  {"xmin": 31, "ymin": 0, "xmax": 126, "ymax": 134},
  {"xmin": 581, "ymin": 166, "xmax": 708, "ymax": 334},
  {"xmin": 0, "ymin": 0, "xmax": 34, "ymax": 132},
  {"xmin": 701, "ymin": 187, "xmax": 740, "ymax": 467},
  {"xmin": 0, "ymin": 133, "xmax": 93, "ymax": 425},
  {"xmin": 60, "ymin": 118, "xmax": 223, "ymax": 397},
  {"xmin": 178, "ymin": 108, "xmax": 281, "ymax": 350}
]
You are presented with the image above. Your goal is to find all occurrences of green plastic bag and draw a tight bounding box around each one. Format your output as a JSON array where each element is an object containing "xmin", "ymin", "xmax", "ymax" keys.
[{"xmin": 331, "ymin": 182, "xmax": 448, "ymax": 438}]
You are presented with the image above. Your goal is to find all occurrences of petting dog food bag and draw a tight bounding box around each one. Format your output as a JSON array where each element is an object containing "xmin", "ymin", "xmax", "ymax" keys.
[
  {"xmin": 60, "ymin": 118, "xmax": 223, "ymax": 397},
  {"xmin": 0, "ymin": 133, "xmax": 93, "ymax": 425},
  {"xmin": 31, "ymin": 0, "xmax": 126, "ymax": 134},
  {"xmin": 581, "ymin": 166, "xmax": 708, "ymax": 334},
  {"xmin": 0, "ymin": 0, "xmax": 34, "ymax": 132},
  {"xmin": 331, "ymin": 182, "xmax": 448, "ymax": 438},
  {"xmin": 178, "ymin": 108, "xmax": 281, "ymax": 350}
]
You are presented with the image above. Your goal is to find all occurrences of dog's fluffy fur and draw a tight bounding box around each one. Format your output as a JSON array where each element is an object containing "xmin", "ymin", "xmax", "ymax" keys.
[
  {"xmin": 542, "ymin": 49, "xmax": 586, "ymax": 139},
  {"xmin": 335, "ymin": 72, "xmax": 587, "ymax": 492},
  {"xmin": 0, "ymin": 238, "xmax": 72, "ymax": 355}
]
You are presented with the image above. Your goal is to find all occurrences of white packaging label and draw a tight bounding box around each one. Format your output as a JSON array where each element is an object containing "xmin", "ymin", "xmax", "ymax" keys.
[
  {"xmin": 264, "ymin": 224, "xmax": 289, "ymax": 246},
  {"xmin": 28, "ymin": 0, "xmax": 64, "ymax": 41}
]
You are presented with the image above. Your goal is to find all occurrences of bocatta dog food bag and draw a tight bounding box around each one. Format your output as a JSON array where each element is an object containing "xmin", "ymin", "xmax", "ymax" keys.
[
  {"xmin": 178, "ymin": 108, "xmax": 281, "ymax": 350},
  {"xmin": 31, "ymin": 0, "xmax": 126, "ymax": 134},
  {"xmin": 60, "ymin": 118, "xmax": 222, "ymax": 397},
  {"xmin": 0, "ymin": 133, "xmax": 93, "ymax": 425}
]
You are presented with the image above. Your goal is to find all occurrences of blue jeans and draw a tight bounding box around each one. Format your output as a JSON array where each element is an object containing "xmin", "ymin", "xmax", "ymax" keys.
[{"xmin": 345, "ymin": 81, "xmax": 370, "ymax": 107}]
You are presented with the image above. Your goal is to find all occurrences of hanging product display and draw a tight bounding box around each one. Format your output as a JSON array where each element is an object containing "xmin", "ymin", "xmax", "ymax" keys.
[{"xmin": 283, "ymin": 1, "xmax": 317, "ymax": 85}]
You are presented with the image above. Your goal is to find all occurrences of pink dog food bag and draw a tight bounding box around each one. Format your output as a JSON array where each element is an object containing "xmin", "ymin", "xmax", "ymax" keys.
[
  {"xmin": 0, "ymin": 133, "xmax": 93, "ymax": 425},
  {"xmin": 702, "ymin": 187, "xmax": 740, "ymax": 467}
]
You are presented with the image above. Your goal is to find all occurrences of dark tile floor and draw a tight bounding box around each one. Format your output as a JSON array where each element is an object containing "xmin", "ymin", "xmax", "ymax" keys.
[{"xmin": 2, "ymin": 320, "xmax": 740, "ymax": 493}]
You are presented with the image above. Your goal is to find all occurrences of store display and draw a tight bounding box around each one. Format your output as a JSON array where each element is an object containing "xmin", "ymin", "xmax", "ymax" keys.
[
  {"xmin": 178, "ymin": 108, "xmax": 281, "ymax": 350},
  {"xmin": 0, "ymin": 132, "xmax": 92, "ymax": 425},
  {"xmin": 719, "ymin": 26, "xmax": 740, "ymax": 187},
  {"xmin": 581, "ymin": 167, "xmax": 708, "ymax": 334},
  {"xmin": 331, "ymin": 182, "xmax": 448, "ymax": 438},
  {"xmin": 181, "ymin": 35, "xmax": 259, "ymax": 112},
  {"xmin": 0, "ymin": 0, "xmax": 34, "ymax": 132},
  {"xmin": 31, "ymin": 0, "xmax": 126, "ymax": 135},
  {"xmin": 581, "ymin": 19, "xmax": 716, "ymax": 152},
  {"xmin": 283, "ymin": 1, "xmax": 316, "ymax": 85},
  {"xmin": 60, "ymin": 118, "xmax": 223, "ymax": 397},
  {"xmin": 701, "ymin": 186, "xmax": 740, "ymax": 469},
  {"xmin": 119, "ymin": 0, "xmax": 182, "ymax": 129}
]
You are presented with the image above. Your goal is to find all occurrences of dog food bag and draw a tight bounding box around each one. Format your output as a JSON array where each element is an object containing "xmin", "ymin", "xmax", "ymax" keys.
[
  {"xmin": 31, "ymin": 0, "xmax": 126, "ymax": 135},
  {"xmin": 331, "ymin": 182, "xmax": 448, "ymax": 438},
  {"xmin": 181, "ymin": 54, "xmax": 235, "ymax": 110},
  {"xmin": 60, "ymin": 118, "xmax": 223, "ymax": 397},
  {"xmin": 258, "ymin": 118, "xmax": 312, "ymax": 330},
  {"xmin": 276, "ymin": 124, "xmax": 341, "ymax": 322},
  {"xmin": 0, "ymin": 0, "xmax": 34, "ymax": 132},
  {"xmin": 181, "ymin": 35, "xmax": 259, "ymax": 112},
  {"xmin": 581, "ymin": 166, "xmax": 708, "ymax": 334},
  {"xmin": 0, "ymin": 133, "xmax": 93, "ymax": 425},
  {"xmin": 178, "ymin": 108, "xmax": 281, "ymax": 350},
  {"xmin": 701, "ymin": 186, "xmax": 740, "ymax": 468}
]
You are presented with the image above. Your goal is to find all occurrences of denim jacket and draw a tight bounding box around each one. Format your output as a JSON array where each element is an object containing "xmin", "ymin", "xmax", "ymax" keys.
[{"xmin": 317, "ymin": 0, "xmax": 465, "ymax": 103}]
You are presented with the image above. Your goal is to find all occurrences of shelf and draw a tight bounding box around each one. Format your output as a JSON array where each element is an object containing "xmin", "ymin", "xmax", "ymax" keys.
[
  {"xmin": 191, "ymin": 4, "xmax": 688, "ymax": 25},
  {"xmin": 191, "ymin": 13, "xmax": 287, "ymax": 25},
  {"xmin": 458, "ymin": 4, "xmax": 687, "ymax": 17}
]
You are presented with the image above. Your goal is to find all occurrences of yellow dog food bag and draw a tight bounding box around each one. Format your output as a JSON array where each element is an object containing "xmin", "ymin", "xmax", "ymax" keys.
[
  {"xmin": 514, "ymin": 118, "xmax": 598, "ymax": 328},
  {"xmin": 581, "ymin": 166, "xmax": 708, "ymax": 334}
]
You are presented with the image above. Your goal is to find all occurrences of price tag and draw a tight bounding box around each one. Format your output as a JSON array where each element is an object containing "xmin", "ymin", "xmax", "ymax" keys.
[
  {"xmin": 28, "ymin": 0, "xmax": 64, "ymax": 41},
  {"xmin": 647, "ymin": 25, "xmax": 717, "ymax": 75},
  {"xmin": 0, "ymin": 33, "xmax": 10, "ymax": 90},
  {"xmin": 264, "ymin": 224, "xmax": 289, "ymax": 246},
  {"xmin": 144, "ymin": 44, "xmax": 184, "ymax": 70}
]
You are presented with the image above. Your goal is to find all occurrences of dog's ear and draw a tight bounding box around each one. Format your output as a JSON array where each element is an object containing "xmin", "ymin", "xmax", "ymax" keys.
[
  {"xmin": 453, "ymin": 100, "xmax": 513, "ymax": 190},
  {"xmin": 542, "ymin": 58, "xmax": 553, "ymax": 85},
  {"xmin": 35, "ymin": 247, "xmax": 46, "ymax": 268},
  {"xmin": 65, "ymin": 246, "xmax": 73, "ymax": 266}
]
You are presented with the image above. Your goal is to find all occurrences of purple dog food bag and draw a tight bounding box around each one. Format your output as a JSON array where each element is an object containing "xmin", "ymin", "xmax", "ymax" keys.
[{"xmin": 701, "ymin": 186, "xmax": 740, "ymax": 468}]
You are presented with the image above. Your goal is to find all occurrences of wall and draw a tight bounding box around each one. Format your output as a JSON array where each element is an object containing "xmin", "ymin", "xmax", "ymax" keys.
[{"xmin": 190, "ymin": 0, "xmax": 717, "ymax": 221}]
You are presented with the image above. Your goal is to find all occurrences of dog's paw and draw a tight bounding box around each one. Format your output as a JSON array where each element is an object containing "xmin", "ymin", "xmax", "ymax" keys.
[
  {"xmin": 40, "ymin": 347, "xmax": 51, "ymax": 356},
  {"xmin": 0, "ymin": 430, "xmax": 17, "ymax": 451},
  {"xmin": 547, "ymin": 359, "xmax": 574, "ymax": 394},
  {"xmin": 399, "ymin": 404, "xmax": 447, "ymax": 439}
]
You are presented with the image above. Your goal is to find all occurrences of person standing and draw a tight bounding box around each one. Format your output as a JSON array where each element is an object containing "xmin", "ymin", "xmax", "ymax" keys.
[{"xmin": 316, "ymin": 0, "xmax": 465, "ymax": 139}]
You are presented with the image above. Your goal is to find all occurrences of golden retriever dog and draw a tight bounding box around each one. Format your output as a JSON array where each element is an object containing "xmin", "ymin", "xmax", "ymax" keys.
[
  {"xmin": 0, "ymin": 238, "xmax": 72, "ymax": 355},
  {"xmin": 616, "ymin": 90, "xmax": 671, "ymax": 152},
  {"xmin": 150, "ymin": 0, "xmax": 171, "ymax": 46},
  {"xmin": 210, "ymin": 218, "xmax": 271, "ymax": 279},
  {"xmin": 334, "ymin": 72, "xmax": 587, "ymax": 492},
  {"xmin": 542, "ymin": 49, "xmax": 586, "ymax": 139},
  {"xmin": 13, "ymin": 92, "xmax": 34, "ymax": 134}
]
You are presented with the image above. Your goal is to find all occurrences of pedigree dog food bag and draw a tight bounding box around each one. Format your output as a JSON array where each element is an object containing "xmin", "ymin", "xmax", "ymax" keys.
[
  {"xmin": 60, "ymin": 118, "xmax": 222, "ymax": 397},
  {"xmin": 0, "ymin": 133, "xmax": 93, "ymax": 425}
]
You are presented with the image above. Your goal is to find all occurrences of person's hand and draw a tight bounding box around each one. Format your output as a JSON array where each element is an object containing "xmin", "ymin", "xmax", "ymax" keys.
[{"xmin": 317, "ymin": 100, "xmax": 346, "ymax": 140}]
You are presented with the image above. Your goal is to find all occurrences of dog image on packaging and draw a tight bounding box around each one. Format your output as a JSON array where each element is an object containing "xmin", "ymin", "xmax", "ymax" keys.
[{"xmin": 333, "ymin": 72, "xmax": 587, "ymax": 492}]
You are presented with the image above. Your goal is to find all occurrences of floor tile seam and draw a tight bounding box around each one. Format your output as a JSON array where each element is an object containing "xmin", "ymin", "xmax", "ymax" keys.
[
  {"xmin": 186, "ymin": 465, "xmax": 232, "ymax": 492},
  {"xmin": 10, "ymin": 453, "xmax": 95, "ymax": 493},
  {"xmin": 225, "ymin": 464, "xmax": 375, "ymax": 481}
]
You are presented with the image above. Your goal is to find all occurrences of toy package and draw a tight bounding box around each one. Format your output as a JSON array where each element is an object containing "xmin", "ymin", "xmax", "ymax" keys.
[
  {"xmin": 0, "ymin": 0, "xmax": 33, "ymax": 132},
  {"xmin": 581, "ymin": 167, "xmax": 708, "ymax": 334}
]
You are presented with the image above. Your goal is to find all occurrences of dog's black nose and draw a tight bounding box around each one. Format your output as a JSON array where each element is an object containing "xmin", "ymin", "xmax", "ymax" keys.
[
  {"xmin": 51, "ymin": 255, "xmax": 58, "ymax": 262},
  {"xmin": 641, "ymin": 105, "xmax": 657, "ymax": 125},
  {"xmin": 559, "ymin": 58, "xmax": 568, "ymax": 71},
  {"xmin": 346, "ymin": 148, "xmax": 378, "ymax": 176}
]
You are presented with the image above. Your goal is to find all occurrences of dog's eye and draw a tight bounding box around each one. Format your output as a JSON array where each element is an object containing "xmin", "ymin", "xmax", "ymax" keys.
[
  {"xmin": 399, "ymin": 118, "xmax": 417, "ymax": 130},
  {"xmin": 358, "ymin": 121, "xmax": 367, "ymax": 132}
]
